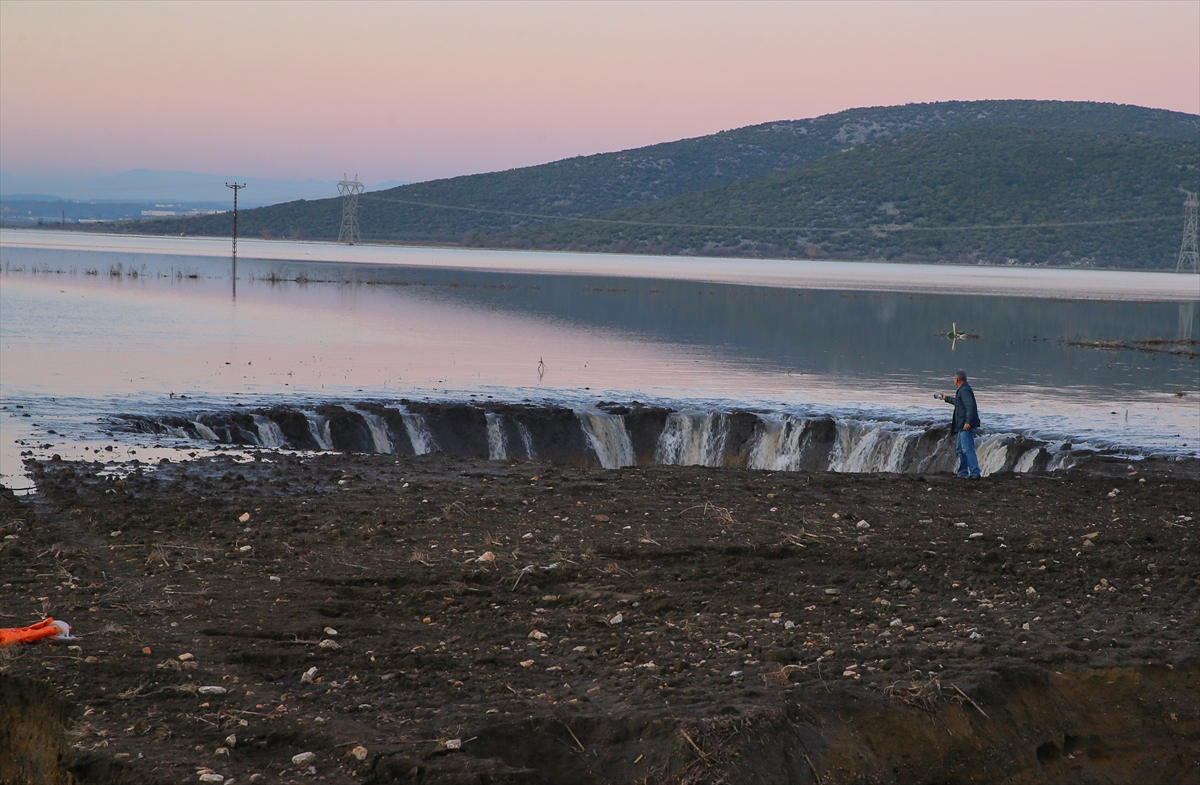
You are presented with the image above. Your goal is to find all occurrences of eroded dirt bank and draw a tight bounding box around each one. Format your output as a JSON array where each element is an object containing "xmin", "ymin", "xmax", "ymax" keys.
[{"xmin": 1, "ymin": 454, "xmax": 1197, "ymax": 784}]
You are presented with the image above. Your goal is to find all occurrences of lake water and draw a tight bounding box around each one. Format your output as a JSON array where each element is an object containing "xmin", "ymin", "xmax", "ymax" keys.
[{"xmin": 2, "ymin": 230, "xmax": 1198, "ymax": 489}]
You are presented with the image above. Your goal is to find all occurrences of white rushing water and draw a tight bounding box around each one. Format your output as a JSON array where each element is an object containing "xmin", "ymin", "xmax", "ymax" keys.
[
  {"xmin": 975, "ymin": 437, "xmax": 1011, "ymax": 477},
  {"xmin": 194, "ymin": 421, "xmax": 221, "ymax": 442},
  {"xmin": 251, "ymin": 414, "xmax": 287, "ymax": 448},
  {"xmin": 398, "ymin": 407, "xmax": 437, "ymax": 455},
  {"xmin": 485, "ymin": 412, "xmax": 507, "ymax": 461},
  {"xmin": 828, "ymin": 422, "xmax": 916, "ymax": 474},
  {"xmin": 1013, "ymin": 447, "xmax": 1041, "ymax": 473},
  {"xmin": 577, "ymin": 410, "xmax": 636, "ymax": 469},
  {"xmin": 345, "ymin": 405, "xmax": 393, "ymax": 454},
  {"xmin": 516, "ymin": 421, "xmax": 537, "ymax": 460},
  {"xmin": 302, "ymin": 412, "xmax": 334, "ymax": 451},
  {"xmin": 748, "ymin": 416, "xmax": 814, "ymax": 471},
  {"xmin": 655, "ymin": 412, "xmax": 729, "ymax": 467}
]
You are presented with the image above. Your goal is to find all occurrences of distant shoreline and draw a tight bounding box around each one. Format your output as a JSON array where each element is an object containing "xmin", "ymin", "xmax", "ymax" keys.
[{"xmin": 3, "ymin": 228, "xmax": 1197, "ymax": 302}]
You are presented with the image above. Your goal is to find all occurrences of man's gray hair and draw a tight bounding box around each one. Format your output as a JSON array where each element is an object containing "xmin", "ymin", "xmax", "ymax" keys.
[{"xmin": 955, "ymin": 369, "xmax": 968, "ymax": 382}]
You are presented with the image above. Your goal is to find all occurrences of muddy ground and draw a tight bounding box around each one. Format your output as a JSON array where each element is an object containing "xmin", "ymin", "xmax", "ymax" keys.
[{"xmin": 1, "ymin": 453, "xmax": 1198, "ymax": 785}]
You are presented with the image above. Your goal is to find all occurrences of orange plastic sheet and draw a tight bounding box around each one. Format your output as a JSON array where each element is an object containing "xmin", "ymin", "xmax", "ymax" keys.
[{"xmin": 0, "ymin": 618, "xmax": 72, "ymax": 646}]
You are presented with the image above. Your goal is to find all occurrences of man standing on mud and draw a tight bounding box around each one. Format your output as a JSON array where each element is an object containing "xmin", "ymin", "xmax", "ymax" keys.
[{"xmin": 935, "ymin": 369, "xmax": 982, "ymax": 478}]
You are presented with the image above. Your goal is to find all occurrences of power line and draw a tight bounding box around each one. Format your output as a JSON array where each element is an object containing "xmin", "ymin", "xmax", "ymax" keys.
[
  {"xmin": 1177, "ymin": 190, "xmax": 1198, "ymax": 274},
  {"xmin": 338, "ymin": 174, "xmax": 364, "ymax": 244},
  {"xmin": 225, "ymin": 182, "xmax": 245, "ymax": 298},
  {"xmin": 356, "ymin": 192, "xmax": 1176, "ymax": 234}
]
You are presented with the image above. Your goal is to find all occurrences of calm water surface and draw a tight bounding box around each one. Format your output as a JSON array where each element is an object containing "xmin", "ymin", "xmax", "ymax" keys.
[{"xmin": 2, "ymin": 236, "xmax": 1198, "ymax": 489}]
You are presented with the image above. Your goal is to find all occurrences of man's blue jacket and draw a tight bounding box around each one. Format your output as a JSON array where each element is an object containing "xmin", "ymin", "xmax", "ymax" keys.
[{"xmin": 945, "ymin": 382, "xmax": 981, "ymax": 434}]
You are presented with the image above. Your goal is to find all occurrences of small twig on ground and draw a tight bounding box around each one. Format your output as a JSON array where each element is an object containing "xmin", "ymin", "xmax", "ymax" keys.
[
  {"xmin": 680, "ymin": 729, "xmax": 708, "ymax": 760},
  {"xmin": 803, "ymin": 753, "xmax": 824, "ymax": 785},
  {"xmin": 562, "ymin": 721, "xmax": 586, "ymax": 753},
  {"xmin": 952, "ymin": 684, "xmax": 988, "ymax": 718}
]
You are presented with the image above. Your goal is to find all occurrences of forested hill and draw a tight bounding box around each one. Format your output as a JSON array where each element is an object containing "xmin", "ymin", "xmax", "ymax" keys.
[
  {"xmin": 499, "ymin": 127, "xmax": 1200, "ymax": 268},
  {"xmin": 117, "ymin": 100, "xmax": 1199, "ymax": 256}
]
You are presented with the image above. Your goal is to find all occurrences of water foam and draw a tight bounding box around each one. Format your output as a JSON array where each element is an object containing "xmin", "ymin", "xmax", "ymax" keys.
[
  {"xmin": 578, "ymin": 411, "xmax": 635, "ymax": 469},
  {"xmin": 302, "ymin": 412, "xmax": 334, "ymax": 451},
  {"xmin": 346, "ymin": 405, "xmax": 393, "ymax": 454},
  {"xmin": 485, "ymin": 412, "xmax": 507, "ymax": 461},
  {"xmin": 398, "ymin": 407, "xmax": 438, "ymax": 455},
  {"xmin": 517, "ymin": 421, "xmax": 536, "ymax": 459},
  {"xmin": 656, "ymin": 412, "xmax": 728, "ymax": 467},
  {"xmin": 251, "ymin": 414, "xmax": 287, "ymax": 449},
  {"xmin": 748, "ymin": 416, "xmax": 811, "ymax": 471},
  {"xmin": 1013, "ymin": 448, "xmax": 1040, "ymax": 473}
]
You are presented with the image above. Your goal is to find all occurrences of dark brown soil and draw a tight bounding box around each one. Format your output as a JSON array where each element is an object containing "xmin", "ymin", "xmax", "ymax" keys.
[{"xmin": 1, "ymin": 453, "xmax": 1197, "ymax": 784}]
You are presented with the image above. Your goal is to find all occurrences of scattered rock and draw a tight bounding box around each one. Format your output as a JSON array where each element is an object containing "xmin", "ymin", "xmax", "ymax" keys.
[
  {"xmin": 324, "ymin": 627, "xmax": 338, "ymax": 636},
  {"xmin": 238, "ymin": 512, "xmax": 251, "ymax": 523},
  {"xmin": 608, "ymin": 613, "xmax": 624, "ymax": 625},
  {"xmin": 528, "ymin": 630, "xmax": 548, "ymax": 640},
  {"xmin": 476, "ymin": 551, "xmax": 495, "ymax": 563},
  {"xmin": 301, "ymin": 666, "xmax": 318, "ymax": 684},
  {"xmin": 856, "ymin": 520, "xmax": 871, "ymax": 530},
  {"xmin": 318, "ymin": 639, "xmax": 340, "ymax": 650},
  {"xmin": 291, "ymin": 751, "xmax": 315, "ymax": 765},
  {"xmin": 197, "ymin": 686, "xmax": 227, "ymax": 695},
  {"xmin": 350, "ymin": 745, "xmax": 369, "ymax": 761}
]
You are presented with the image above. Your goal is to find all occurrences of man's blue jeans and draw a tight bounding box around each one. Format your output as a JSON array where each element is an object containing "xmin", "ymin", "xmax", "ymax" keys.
[{"xmin": 956, "ymin": 429, "xmax": 981, "ymax": 478}]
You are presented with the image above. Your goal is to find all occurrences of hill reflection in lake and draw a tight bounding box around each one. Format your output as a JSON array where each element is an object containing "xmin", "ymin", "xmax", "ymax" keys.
[{"xmin": 1, "ymin": 244, "xmax": 1197, "ymax": 473}]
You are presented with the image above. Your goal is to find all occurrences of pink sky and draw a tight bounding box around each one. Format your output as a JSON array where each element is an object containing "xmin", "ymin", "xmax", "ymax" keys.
[{"xmin": 2, "ymin": 0, "xmax": 1197, "ymax": 184}]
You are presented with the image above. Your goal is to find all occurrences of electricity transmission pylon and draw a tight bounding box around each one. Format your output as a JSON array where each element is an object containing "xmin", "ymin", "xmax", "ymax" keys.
[
  {"xmin": 1178, "ymin": 190, "xmax": 1198, "ymax": 274},
  {"xmin": 338, "ymin": 174, "xmax": 364, "ymax": 245}
]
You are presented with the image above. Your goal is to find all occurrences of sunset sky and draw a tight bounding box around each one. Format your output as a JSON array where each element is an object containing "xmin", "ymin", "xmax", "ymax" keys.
[{"xmin": 2, "ymin": 0, "xmax": 1197, "ymax": 186}]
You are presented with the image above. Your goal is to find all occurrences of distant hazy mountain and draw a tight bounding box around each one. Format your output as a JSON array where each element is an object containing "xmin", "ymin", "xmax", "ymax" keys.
[
  {"xmin": 0, "ymin": 169, "xmax": 407, "ymax": 207},
  {"xmin": 85, "ymin": 100, "xmax": 1200, "ymax": 267}
]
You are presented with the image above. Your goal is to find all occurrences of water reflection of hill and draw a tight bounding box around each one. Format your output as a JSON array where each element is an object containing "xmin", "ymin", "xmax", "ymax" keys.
[{"xmin": 242, "ymin": 259, "xmax": 1199, "ymax": 395}]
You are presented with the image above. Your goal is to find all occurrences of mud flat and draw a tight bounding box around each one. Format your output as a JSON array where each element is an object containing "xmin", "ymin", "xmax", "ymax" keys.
[{"xmin": 1, "ymin": 453, "xmax": 1197, "ymax": 784}]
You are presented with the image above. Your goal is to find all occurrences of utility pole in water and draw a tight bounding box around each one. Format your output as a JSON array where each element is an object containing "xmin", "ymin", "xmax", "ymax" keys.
[{"xmin": 225, "ymin": 182, "xmax": 246, "ymax": 297}]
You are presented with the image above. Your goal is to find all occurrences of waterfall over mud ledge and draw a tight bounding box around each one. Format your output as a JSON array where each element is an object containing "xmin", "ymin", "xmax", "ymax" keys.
[{"xmin": 116, "ymin": 400, "xmax": 1079, "ymax": 476}]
